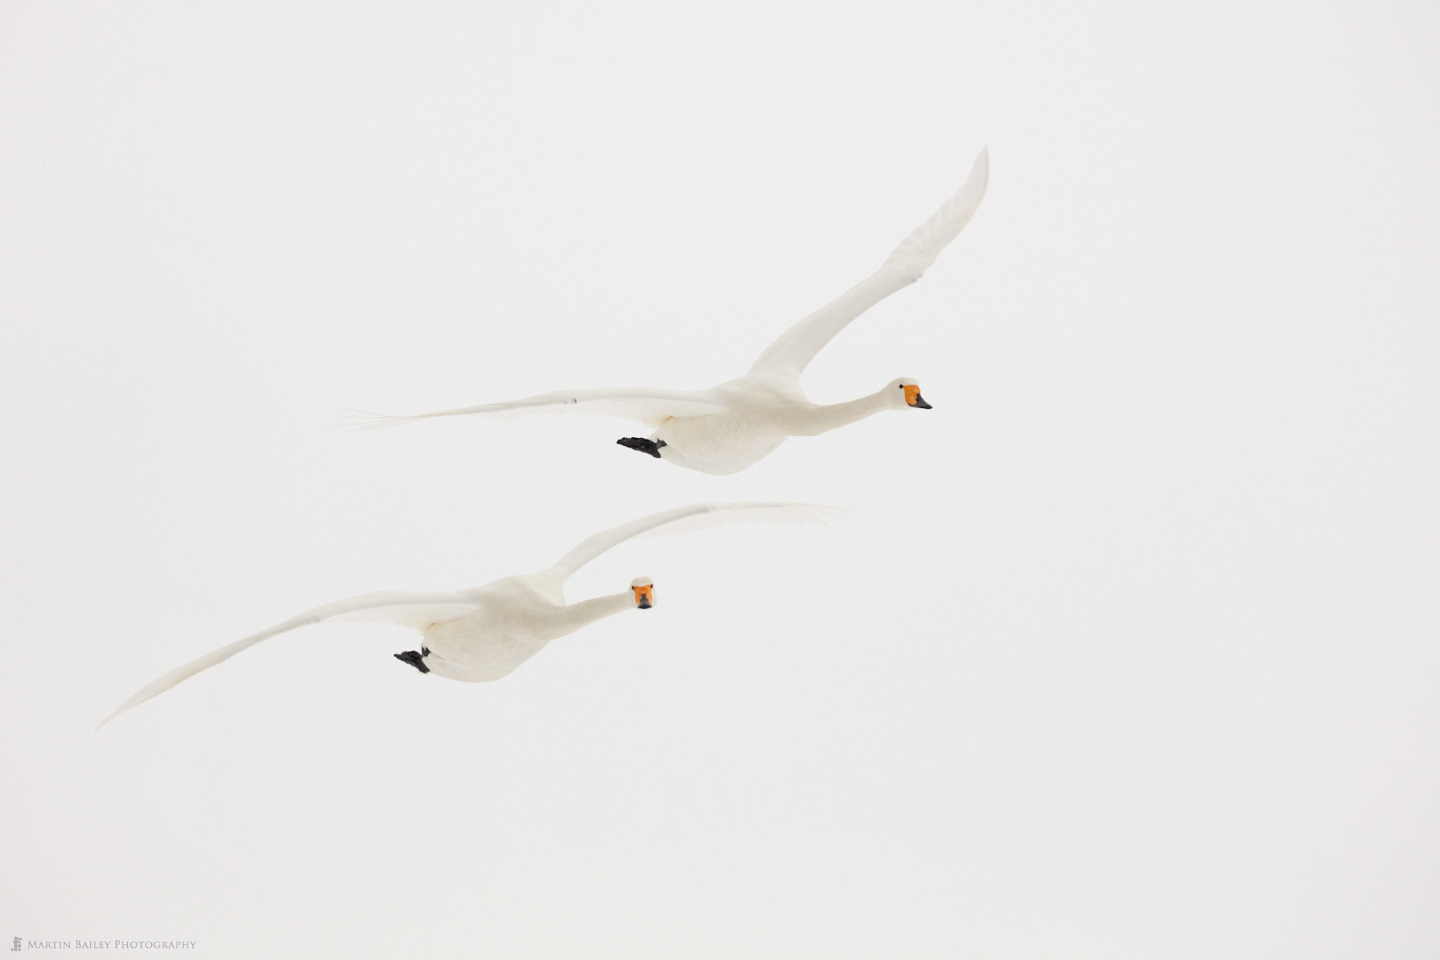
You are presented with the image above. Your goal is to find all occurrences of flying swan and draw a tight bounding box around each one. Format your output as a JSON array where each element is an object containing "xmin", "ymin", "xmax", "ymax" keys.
[
  {"xmin": 99, "ymin": 502, "xmax": 831, "ymax": 727},
  {"xmin": 356, "ymin": 148, "xmax": 988, "ymax": 475}
]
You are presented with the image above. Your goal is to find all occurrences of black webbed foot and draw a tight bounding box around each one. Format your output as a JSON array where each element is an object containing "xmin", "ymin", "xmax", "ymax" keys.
[
  {"xmin": 617, "ymin": 437, "xmax": 667, "ymax": 458},
  {"xmin": 394, "ymin": 647, "xmax": 431, "ymax": 673}
]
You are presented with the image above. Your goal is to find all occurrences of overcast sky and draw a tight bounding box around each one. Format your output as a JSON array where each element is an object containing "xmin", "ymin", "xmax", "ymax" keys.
[{"xmin": 2, "ymin": 1, "xmax": 1437, "ymax": 957}]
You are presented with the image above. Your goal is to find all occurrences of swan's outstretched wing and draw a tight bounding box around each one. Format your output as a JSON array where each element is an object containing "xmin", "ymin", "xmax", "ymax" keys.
[
  {"xmin": 98, "ymin": 591, "xmax": 479, "ymax": 728},
  {"xmin": 748, "ymin": 148, "xmax": 989, "ymax": 377},
  {"xmin": 541, "ymin": 502, "xmax": 837, "ymax": 583},
  {"xmin": 348, "ymin": 387, "xmax": 726, "ymax": 431}
]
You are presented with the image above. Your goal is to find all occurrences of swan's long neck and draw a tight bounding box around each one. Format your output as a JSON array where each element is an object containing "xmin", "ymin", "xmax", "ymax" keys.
[
  {"xmin": 788, "ymin": 388, "xmax": 892, "ymax": 437},
  {"xmin": 552, "ymin": 590, "xmax": 633, "ymax": 635}
]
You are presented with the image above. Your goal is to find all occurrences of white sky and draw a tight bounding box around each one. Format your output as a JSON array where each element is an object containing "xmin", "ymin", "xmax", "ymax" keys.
[{"xmin": 2, "ymin": 1, "xmax": 1436, "ymax": 957}]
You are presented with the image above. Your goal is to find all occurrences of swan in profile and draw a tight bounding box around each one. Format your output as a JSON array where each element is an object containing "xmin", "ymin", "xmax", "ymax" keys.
[
  {"xmin": 357, "ymin": 148, "xmax": 988, "ymax": 475},
  {"xmin": 98, "ymin": 502, "xmax": 830, "ymax": 727}
]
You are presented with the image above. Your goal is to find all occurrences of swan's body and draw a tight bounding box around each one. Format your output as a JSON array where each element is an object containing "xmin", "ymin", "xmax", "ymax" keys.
[
  {"xmin": 414, "ymin": 573, "xmax": 617, "ymax": 683},
  {"xmin": 650, "ymin": 370, "xmax": 931, "ymax": 474},
  {"xmin": 99, "ymin": 502, "xmax": 829, "ymax": 727},
  {"xmin": 358, "ymin": 149, "xmax": 988, "ymax": 475}
]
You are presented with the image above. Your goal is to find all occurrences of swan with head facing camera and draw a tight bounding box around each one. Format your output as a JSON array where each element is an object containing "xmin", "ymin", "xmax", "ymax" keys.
[{"xmin": 98, "ymin": 502, "xmax": 832, "ymax": 727}]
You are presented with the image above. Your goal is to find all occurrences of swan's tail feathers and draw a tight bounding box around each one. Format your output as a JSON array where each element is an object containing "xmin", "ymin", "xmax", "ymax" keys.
[
  {"xmin": 96, "ymin": 591, "xmax": 478, "ymax": 728},
  {"xmin": 540, "ymin": 502, "xmax": 841, "ymax": 583},
  {"xmin": 748, "ymin": 147, "xmax": 989, "ymax": 377}
]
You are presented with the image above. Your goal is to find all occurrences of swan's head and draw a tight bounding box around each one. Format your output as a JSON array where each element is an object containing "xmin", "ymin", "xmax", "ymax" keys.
[
  {"xmin": 891, "ymin": 378, "xmax": 932, "ymax": 410},
  {"xmin": 631, "ymin": 577, "xmax": 654, "ymax": 608}
]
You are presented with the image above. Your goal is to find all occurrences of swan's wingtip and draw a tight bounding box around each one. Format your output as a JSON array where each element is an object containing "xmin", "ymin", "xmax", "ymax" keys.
[
  {"xmin": 337, "ymin": 408, "xmax": 413, "ymax": 433},
  {"xmin": 96, "ymin": 691, "xmax": 149, "ymax": 730}
]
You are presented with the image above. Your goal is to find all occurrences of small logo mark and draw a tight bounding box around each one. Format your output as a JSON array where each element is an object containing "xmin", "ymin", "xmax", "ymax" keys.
[{"xmin": 11, "ymin": 937, "xmax": 20, "ymax": 952}]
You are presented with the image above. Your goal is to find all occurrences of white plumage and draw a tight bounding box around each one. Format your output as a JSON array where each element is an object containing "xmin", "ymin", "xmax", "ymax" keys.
[
  {"xmin": 355, "ymin": 149, "xmax": 989, "ymax": 474},
  {"xmin": 98, "ymin": 502, "xmax": 833, "ymax": 727}
]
